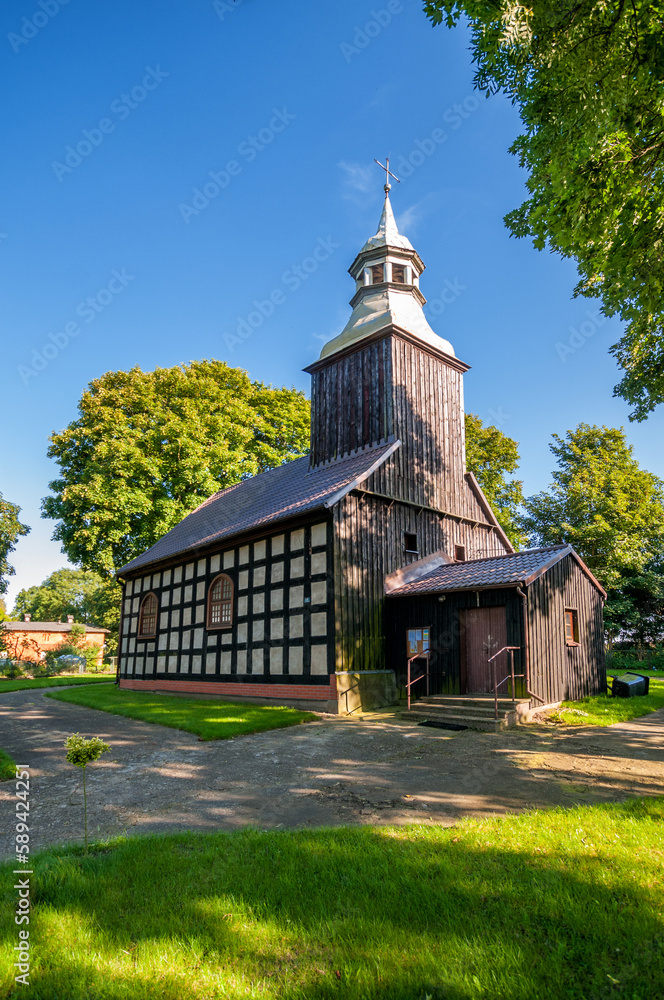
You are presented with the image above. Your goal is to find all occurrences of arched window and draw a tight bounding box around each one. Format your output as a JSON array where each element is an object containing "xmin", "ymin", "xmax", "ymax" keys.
[
  {"xmin": 138, "ymin": 593, "xmax": 158, "ymax": 637},
  {"xmin": 207, "ymin": 574, "xmax": 234, "ymax": 629}
]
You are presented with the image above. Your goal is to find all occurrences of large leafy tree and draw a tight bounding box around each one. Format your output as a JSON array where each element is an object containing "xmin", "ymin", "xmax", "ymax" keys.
[
  {"xmin": 42, "ymin": 361, "xmax": 310, "ymax": 576},
  {"xmin": 521, "ymin": 425, "xmax": 664, "ymax": 641},
  {"xmin": 465, "ymin": 413, "xmax": 526, "ymax": 547},
  {"xmin": 603, "ymin": 556, "xmax": 664, "ymax": 649},
  {"xmin": 0, "ymin": 493, "xmax": 30, "ymax": 595},
  {"xmin": 424, "ymin": 1, "xmax": 664, "ymax": 420}
]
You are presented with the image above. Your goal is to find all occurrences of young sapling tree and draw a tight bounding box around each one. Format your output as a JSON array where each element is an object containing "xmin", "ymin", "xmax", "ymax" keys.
[{"xmin": 64, "ymin": 733, "xmax": 110, "ymax": 853}]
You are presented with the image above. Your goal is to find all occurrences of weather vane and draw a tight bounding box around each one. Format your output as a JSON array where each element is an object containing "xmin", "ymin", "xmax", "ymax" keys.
[{"xmin": 374, "ymin": 156, "xmax": 400, "ymax": 193}]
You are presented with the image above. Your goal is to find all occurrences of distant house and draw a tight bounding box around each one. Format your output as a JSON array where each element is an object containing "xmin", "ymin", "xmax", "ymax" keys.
[{"xmin": 2, "ymin": 615, "xmax": 108, "ymax": 667}]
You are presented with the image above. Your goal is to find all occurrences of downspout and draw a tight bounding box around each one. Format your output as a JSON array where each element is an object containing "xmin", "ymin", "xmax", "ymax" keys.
[{"xmin": 516, "ymin": 586, "xmax": 544, "ymax": 704}]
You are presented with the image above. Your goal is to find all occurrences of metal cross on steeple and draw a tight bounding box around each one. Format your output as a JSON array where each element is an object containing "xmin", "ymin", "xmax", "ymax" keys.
[{"xmin": 374, "ymin": 156, "xmax": 400, "ymax": 193}]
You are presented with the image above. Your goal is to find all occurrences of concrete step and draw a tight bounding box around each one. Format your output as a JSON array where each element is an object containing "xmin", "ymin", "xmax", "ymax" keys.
[
  {"xmin": 415, "ymin": 701, "xmax": 514, "ymax": 718},
  {"xmin": 420, "ymin": 696, "xmax": 529, "ymax": 709},
  {"xmin": 405, "ymin": 710, "xmax": 514, "ymax": 733}
]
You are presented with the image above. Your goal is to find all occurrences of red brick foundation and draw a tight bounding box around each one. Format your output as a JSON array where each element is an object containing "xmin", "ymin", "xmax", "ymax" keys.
[{"xmin": 121, "ymin": 677, "xmax": 335, "ymax": 702}]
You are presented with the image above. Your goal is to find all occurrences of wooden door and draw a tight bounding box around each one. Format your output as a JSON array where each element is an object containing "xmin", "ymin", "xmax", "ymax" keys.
[{"xmin": 460, "ymin": 607, "xmax": 507, "ymax": 693}]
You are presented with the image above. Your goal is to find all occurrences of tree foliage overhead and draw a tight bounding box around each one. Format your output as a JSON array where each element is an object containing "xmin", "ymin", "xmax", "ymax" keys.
[
  {"xmin": 521, "ymin": 423, "xmax": 664, "ymax": 595},
  {"xmin": 464, "ymin": 413, "xmax": 526, "ymax": 547},
  {"xmin": 424, "ymin": 1, "xmax": 664, "ymax": 420},
  {"xmin": 0, "ymin": 493, "xmax": 30, "ymax": 595},
  {"xmin": 42, "ymin": 361, "xmax": 310, "ymax": 576}
]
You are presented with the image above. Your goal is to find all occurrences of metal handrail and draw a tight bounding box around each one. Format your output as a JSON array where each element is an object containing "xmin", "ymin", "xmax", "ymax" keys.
[
  {"xmin": 487, "ymin": 645, "xmax": 522, "ymax": 720},
  {"xmin": 406, "ymin": 652, "xmax": 430, "ymax": 711}
]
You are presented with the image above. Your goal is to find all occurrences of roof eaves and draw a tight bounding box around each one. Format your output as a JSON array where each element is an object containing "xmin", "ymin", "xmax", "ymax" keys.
[{"xmin": 324, "ymin": 439, "xmax": 401, "ymax": 509}]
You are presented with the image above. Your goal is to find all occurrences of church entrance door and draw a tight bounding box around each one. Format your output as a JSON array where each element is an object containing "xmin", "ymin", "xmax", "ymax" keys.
[{"xmin": 460, "ymin": 607, "xmax": 507, "ymax": 694}]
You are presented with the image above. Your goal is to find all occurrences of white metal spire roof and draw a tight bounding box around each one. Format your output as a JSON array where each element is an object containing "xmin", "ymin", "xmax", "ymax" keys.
[{"xmin": 358, "ymin": 191, "xmax": 415, "ymax": 254}]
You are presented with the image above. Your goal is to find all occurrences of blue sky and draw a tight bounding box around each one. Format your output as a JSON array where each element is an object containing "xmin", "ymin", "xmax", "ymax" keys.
[{"xmin": 3, "ymin": 0, "xmax": 662, "ymax": 608}]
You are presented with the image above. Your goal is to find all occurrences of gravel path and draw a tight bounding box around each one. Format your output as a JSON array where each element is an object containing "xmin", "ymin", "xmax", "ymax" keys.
[{"xmin": 1, "ymin": 687, "xmax": 663, "ymax": 856}]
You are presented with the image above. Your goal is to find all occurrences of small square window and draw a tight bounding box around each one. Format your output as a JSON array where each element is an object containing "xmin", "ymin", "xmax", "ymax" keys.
[
  {"xmin": 564, "ymin": 609, "xmax": 579, "ymax": 645},
  {"xmin": 454, "ymin": 545, "xmax": 466, "ymax": 562},
  {"xmin": 391, "ymin": 264, "xmax": 406, "ymax": 283},
  {"xmin": 404, "ymin": 532, "xmax": 418, "ymax": 554},
  {"xmin": 371, "ymin": 264, "xmax": 385, "ymax": 284}
]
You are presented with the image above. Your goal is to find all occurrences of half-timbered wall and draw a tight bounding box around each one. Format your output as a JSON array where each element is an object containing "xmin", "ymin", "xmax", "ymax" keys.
[
  {"xmin": 118, "ymin": 521, "xmax": 333, "ymax": 687},
  {"xmin": 332, "ymin": 492, "xmax": 509, "ymax": 672}
]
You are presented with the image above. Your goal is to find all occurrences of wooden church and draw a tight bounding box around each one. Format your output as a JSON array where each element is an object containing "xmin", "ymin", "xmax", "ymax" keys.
[{"xmin": 117, "ymin": 180, "xmax": 606, "ymax": 714}]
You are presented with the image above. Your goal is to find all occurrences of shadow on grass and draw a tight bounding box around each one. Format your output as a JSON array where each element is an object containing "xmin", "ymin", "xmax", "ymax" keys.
[{"xmin": 1, "ymin": 800, "xmax": 663, "ymax": 999}]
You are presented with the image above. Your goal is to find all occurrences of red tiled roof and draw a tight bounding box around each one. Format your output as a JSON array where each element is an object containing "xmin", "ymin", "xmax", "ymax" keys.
[
  {"xmin": 117, "ymin": 441, "xmax": 400, "ymax": 576},
  {"xmin": 3, "ymin": 622, "xmax": 109, "ymax": 634}
]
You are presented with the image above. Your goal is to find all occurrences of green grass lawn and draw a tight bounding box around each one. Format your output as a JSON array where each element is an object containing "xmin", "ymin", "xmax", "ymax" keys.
[
  {"xmin": 46, "ymin": 685, "xmax": 317, "ymax": 740},
  {"xmin": 0, "ymin": 748, "xmax": 15, "ymax": 781},
  {"xmin": 0, "ymin": 799, "xmax": 662, "ymax": 999},
  {"xmin": 0, "ymin": 675, "xmax": 115, "ymax": 695},
  {"xmin": 549, "ymin": 674, "xmax": 664, "ymax": 726}
]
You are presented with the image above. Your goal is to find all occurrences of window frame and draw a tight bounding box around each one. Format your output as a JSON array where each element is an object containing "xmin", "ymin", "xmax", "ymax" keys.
[
  {"xmin": 404, "ymin": 532, "xmax": 419, "ymax": 555},
  {"xmin": 564, "ymin": 608, "xmax": 580, "ymax": 646},
  {"xmin": 137, "ymin": 592, "xmax": 158, "ymax": 639},
  {"xmin": 207, "ymin": 573, "xmax": 234, "ymax": 630},
  {"xmin": 454, "ymin": 544, "xmax": 466, "ymax": 562},
  {"xmin": 391, "ymin": 263, "xmax": 406, "ymax": 284},
  {"xmin": 370, "ymin": 263, "xmax": 385, "ymax": 284}
]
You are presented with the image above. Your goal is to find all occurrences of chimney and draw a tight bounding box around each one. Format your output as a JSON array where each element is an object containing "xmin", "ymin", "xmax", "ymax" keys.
[
  {"xmin": 67, "ymin": 615, "xmax": 74, "ymax": 624},
  {"xmin": 24, "ymin": 614, "xmax": 31, "ymax": 622}
]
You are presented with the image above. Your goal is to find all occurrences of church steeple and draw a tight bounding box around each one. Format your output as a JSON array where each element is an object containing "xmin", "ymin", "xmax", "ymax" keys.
[{"xmin": 317, "ymin": 187, "xmax": 456, "ymax": 361}]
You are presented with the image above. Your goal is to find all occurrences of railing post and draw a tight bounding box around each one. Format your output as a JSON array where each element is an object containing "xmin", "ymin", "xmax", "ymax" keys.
[
  {"xmin": 426, "ymin": 652, "xmax": 430, "ymax": 697},
  {"xmin": 493, "ymin": 659, "xmax": 498, "ymax": 720},
  {"xmin": 510, "ymin": 648, "xmax": 515, "ymax": 702},
  {"xmin": 407, "ymin": 656, "xmax": 411, "ymax": 712}
]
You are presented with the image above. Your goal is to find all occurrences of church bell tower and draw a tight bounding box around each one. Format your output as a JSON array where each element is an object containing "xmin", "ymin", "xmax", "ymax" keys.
[{"xmin": 305, "ymin": 170, "xmax": 472, "ymax": 516}]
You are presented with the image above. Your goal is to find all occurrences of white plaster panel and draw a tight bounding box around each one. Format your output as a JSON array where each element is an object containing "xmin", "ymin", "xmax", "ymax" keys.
[
  {"xmin": 193, "ymin": 628, "xmax": 204, "ymax": 648},
  {"xmin": 239, "ymin": 545, "xmax": 249, "ymax": 565},
  {"xmin": 181, "ymin": 630, "xmax": 191, "ymax": 650},
  {"xmin": 252, "ymin": 619, "xmax": 264, "ymax": 642},
  {"xmin": 191, "ymin": 655, "xmax": 202, "ymax": 673},
  {"xmin": 183, "ymin": 607, "xmax": 192, "ymax": 627},
  {"xmin": 207, "ymin": 631, "xmax": 217, "ymax": 645},
  {"xmin": 172, "ymin": 587, "xmax": 182, "ymax": 606},
  {"xmin": 223, "ymin": 550, "xmax": 235, "ymax": 569},
  {"xmin": 206, "ymin": 653, "xmax": 217, "ymax": 673},
  {"xmin": 185, "ymin": 563, "xmax": 194, "ymax": 580},
  {"xmin": 271, "ymin": 561, "xmax": 284, "ymax": 583},
  {"xmin": 167, "ymin": 656, "xmax": 178, "ymax": 673},
  {"xmin": 173, "ymin": 566, "xmax": 183, "ymax": 584},
  {"xmin": 290, "ymin": 586, "xmax": 304, "ymax": 608},
  {"xmin": 311, "ymin": 523, "xmax": 327, "ymax": 547},
  {"xmin": 289, "ymin": 615, "xmax": 303, "ymax": 638},
  {"xmin": 237, "ymin": 623, "xmax": 247, "ymax": 644},
  {"xmin": 271, "ymin": 617, "xmax": 283, "ymax": 640},
  {"xmin": 311, "ymin": 581, "xmax": 327, "ymax": 605},
  {"xmin": 151, "ymin": 573, "xmax": 161, "ymax": 590},
  {"xmin": 195, "ymin": 603, "xmax": 205, "ymax": 624},
  {"xmin": 196, "ymin": 581, "xmax": 205, "ymax": 601},
  {"xmin": 210, "ymin": 554, "xmax": 220, "ymax": 574},
  {"xmin": 128, "ymin": 638, "xmax": 136, "ymax": 654},
  {"xmin": 271, "ymin": 589, "xmax": 283, "ymax": 611},
  {"xmin": 236, "ymin": 649, "xmax": 247, "ymax": 673},
  {"xmin": 239, "ymin": 571, "xmax": 249, "ymax": 591},
  {"xmin": 253, "ymin": 593, "xmax": 265, "ymax": 615},
  {"xmin": 270, "ymin": 647, "xmax": 283, "ymax": 674},
  {"xmin": 135, "ymin": 658, "xmax": 145, "ymax": 675},
  {"xmin": 126, "ymin": 580, "xmax": 134, "ymax": 597},
  {"xmin": 290, "ymin": 529, "xmax": 305, "ymax": 551},
  {"xmin": 252, "ymin": 649, "xmax": 264, "ymax": 674},
  {"xmin": 221, "ymin": 652, "xmax": 232, "ymax": 674},
  {"xmin": 162, "ymin": 569, "xmax": 172, "ymax": 587},
  {"xmin": 253, "ymin": 565, "xmax": 266, "ymax": 587},
  {"xmin": 132, "ymin": 597, "xmax": 139, "ymax": 614},
  {"xmin": 221, "ymin": 631, "xmax": 233, "ymax": 646},
  {"xmin": 160, "ymin": 612, "xmax": 169, "ymax": 630},
  {"xmin": 238, "ymin": 596, "xmax": 248, "ymax": 616},
  {"xmin": 171, "ymin": 609, "xmax": 180, "ymax": 628},
  {"xmin": 156, "ymin": 656, "xmax": 166, "ymax": 673},
  {"xmin": 290, "ymin": 556, "xmax": 305, "ymax": 578},
  {"xmin": 197, "ymin": 559, "xmax": 206, "ymax": 577},
  {"xmin": 311, "ymin": 551, "xmax": 327, "ymax": 576},
  {"xmin": 311, "ymin": 613, "xmax": 327, "ymax": 637},
  {"xmin": 272, "ymin": 534, "xmax": 285, "ymax": 556},
  {"xmin": 254, "ymin": 540, "xmax": 266, "ymax": 561},
  {"xmin": 310, "ymin": 644, "xmax": 328, "ymax": 675},
  {"xmin": 158, "ymin": 634, "xmax": 168, "ymax": 651},
  {"xmin": 184, "ymin": 585, "xmax": 193, "ymax": 603},
  {"xmin": 289, "ymin": 647, "xmax": 303, "ymax": 674},
  {"xmin": 169, "ymin": 632, "xmax": 179, "ymax": 651}
]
